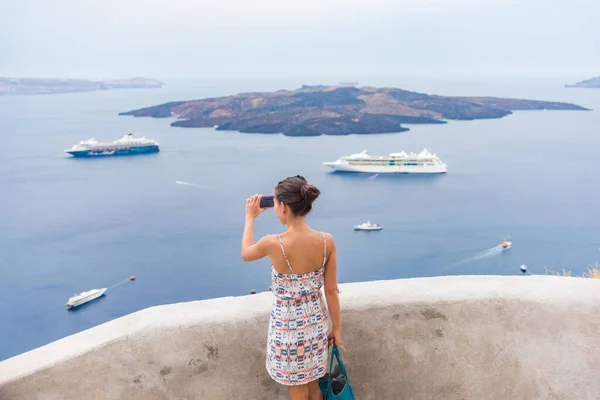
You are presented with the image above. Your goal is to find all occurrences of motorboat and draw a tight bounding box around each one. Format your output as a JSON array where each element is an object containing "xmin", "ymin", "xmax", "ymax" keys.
[
  {"xmin": 354, "ymin": 221, "xmax": 383, "ymax": 231},
  {"xmin": 520, "ymin": 264, "xmax": 527, "ymax": 272}
]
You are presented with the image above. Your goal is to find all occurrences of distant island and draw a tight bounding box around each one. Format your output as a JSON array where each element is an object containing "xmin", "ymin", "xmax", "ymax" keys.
[
  {"xmin": 120, "ymin": 85, "xmax": 587, "ymax": 136},
  {"xmin": 566, "ymin": 76, "xmax": 600, "ymax": 88},
  {"xmin": 0, "ymin": 77, "xmax": 163, "ymax": 95}
]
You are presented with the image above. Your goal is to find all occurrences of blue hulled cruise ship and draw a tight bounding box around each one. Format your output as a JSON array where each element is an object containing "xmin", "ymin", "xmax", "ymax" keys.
[{"xmin": 65, "ymin": 133, "xmax": 159, "ymax": 157}]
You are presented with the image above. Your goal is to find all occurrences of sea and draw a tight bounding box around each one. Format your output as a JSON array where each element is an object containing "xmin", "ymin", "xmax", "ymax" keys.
[{"xmin": 1, "ymin": 77, "xmax": 599, "ymax": 361}]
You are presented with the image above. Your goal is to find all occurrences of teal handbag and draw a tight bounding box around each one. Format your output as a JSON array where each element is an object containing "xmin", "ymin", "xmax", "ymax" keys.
[{"xmin": 318, "ymin": 344, "xmax": 356, "ymax": 399}]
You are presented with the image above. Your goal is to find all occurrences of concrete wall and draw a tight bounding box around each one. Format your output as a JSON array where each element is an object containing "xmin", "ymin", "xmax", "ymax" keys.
[{"xmin": 1, "ymin": 275, "xmax": 600, "ymax": 400}]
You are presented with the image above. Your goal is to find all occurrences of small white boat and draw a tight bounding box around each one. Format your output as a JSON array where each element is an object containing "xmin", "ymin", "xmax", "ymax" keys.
[
  {"xmin": 66, "ymin": 288, "xmax": 107, "ymax": 310},
  {"xmin": 354, "ymin": 221, "xmax": 383, "ymax": 231},
  {"xmin": 520, "ymin": 264, "xmax": 527, "ymax": 272}
]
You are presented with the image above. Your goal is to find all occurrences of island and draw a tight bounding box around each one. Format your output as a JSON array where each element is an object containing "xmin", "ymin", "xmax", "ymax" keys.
[
  {"xmin": 566, "ymin": 76, "xmax": 600, "ymax": 88},
  {"xmin": 0, "ymin": 77, "xmax": 163, "ymax": 95},
  {"xmin": 119, "ymin": 85, "xmax": 587, "ymax": 136}
]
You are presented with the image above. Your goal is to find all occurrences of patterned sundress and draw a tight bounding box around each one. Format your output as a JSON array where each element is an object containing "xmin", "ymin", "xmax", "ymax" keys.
[{"xmin": 266, "ymin": 232, "xmax": 329, "ymax": 386}]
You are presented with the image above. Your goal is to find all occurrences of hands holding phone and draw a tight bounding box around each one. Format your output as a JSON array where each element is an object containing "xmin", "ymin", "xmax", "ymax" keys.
[{"xmin": 245, "ymin": 194, "xmax": 272, "ymax": 219}]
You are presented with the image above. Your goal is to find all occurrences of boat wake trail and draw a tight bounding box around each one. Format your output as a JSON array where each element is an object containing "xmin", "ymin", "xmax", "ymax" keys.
[
  {"xmin": 467, "ymin": 245, "xmax": 504, "ymax": 262},
  {"xmin": 367, "ymin": 174, "xmax": 379, "ymax": 181},
  {"xmin": 107, "ymin": 278, "xmax": 132, "ymax": 291},
  {"xmin": 450, "ymin": 245, "xmax": 505, "ymax": 267},
  {"xmin": 175, "ymin": 180, "xmax": 206, "ymax": 188}
]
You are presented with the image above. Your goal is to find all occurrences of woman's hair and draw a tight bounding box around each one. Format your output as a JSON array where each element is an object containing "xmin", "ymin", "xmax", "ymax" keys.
[{"xmin": 275, "ymin": 175, "xmax": 320, "ymax": 217}]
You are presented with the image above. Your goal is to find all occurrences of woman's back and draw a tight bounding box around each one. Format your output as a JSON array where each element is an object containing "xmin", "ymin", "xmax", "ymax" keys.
[
  {"xmin": 270, "ymin": 230, "xmax": 327, "ymax": 300},
  {"xmin": 271, "ymin": 229, "xmax": 328, "ymax": 275}
]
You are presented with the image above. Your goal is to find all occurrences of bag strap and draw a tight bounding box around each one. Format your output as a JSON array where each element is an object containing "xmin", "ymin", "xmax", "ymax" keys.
[
  {"xmin": 327, "ymin": 344, "xmax": 335, "ymax": 376},
  {"xmin": 328, "ymin": 344, "xmax": 349, "ymax": 382}
]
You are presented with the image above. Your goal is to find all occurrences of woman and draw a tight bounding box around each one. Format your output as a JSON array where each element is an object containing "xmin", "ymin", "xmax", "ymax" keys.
[{"xmin": 241, "ymin": 175, "xmax": 341, "ymax": 400}]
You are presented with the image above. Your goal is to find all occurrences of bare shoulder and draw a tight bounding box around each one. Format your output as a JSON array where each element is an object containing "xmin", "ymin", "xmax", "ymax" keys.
[
  {"xmin": 261, "ymin": 233, "xmax": 279, "ymax": 246},
  {"xmin": 321, "ymin": 232, "xmax": 337, "ymax": 250}
]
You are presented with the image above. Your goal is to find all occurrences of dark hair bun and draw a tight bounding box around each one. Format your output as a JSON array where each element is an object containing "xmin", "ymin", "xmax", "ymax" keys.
[
  {"xmin": 275, "ymin": 175, "xmax": 321, "ymax": 217},
  {"xmin": 301, "ymin": 184, "xmax": 320, "ymax": 204}
]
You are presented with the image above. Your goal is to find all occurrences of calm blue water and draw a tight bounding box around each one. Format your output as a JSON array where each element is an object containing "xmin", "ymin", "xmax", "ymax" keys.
[{"xmin": 1, "ymin": 78, "xmax": 599, "ymax": 360}]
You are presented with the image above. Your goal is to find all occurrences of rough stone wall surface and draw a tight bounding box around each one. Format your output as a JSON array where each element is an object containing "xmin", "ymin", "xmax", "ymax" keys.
[{"xmin": 1, "ymin": 275, "xmax": 600, "ymax": 400}]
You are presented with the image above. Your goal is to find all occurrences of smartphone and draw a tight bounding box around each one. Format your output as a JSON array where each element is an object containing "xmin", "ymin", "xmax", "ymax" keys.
[{"xmin": 260, "ymin": 195, "xmax": 274, "ymax": 208}]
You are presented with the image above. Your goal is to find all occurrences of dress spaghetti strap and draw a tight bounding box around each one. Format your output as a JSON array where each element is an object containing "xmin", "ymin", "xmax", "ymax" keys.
[{"xmin": 278, "ymin": 234, "xmax": 294, "ymax": 273}]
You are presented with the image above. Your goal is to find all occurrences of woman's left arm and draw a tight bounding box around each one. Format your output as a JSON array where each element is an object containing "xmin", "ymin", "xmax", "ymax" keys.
[{"xmin": 241, "ymin": 194, "xmax": 271, "ymax": 262}]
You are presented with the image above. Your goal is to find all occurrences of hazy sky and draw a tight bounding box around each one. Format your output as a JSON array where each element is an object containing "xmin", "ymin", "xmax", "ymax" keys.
[{"xmin": 0, "ymin": 0, "xmax": 597, "ymax": 80}]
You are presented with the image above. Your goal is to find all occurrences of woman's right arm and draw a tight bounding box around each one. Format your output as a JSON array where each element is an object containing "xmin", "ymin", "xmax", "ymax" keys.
[{"xmin": 323, "ymin": 234, "xmax": 341, "ymax": 345}]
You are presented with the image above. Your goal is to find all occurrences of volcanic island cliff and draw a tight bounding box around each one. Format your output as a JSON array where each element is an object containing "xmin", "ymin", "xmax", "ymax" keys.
[
  {"xmin": 566, "ymin": 76, "xmax": 600, "ymax": 88},
  {"xmin": 120, "ymin": 85, "xmax": 587, "ymax": 136}
]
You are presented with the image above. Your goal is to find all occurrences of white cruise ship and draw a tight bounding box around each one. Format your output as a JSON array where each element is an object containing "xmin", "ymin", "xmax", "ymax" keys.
[
  {"xmin": 65, "ymin": 288, "xmax": 107, "ymax": 309},
  {"xmin": 323, "ymin": 149, "xmax": 447, "ymax": 174},
  {"xmin": 65, "ymin": 133, "xmax": 159, "ymax": 157}
]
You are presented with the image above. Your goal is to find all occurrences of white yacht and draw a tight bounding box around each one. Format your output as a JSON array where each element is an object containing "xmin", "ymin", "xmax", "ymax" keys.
[
  {"xmin": 354, "ymin": 221, "xmax": 383, "ymax": 231},
  {"xmin": 520, "ymin": 264, "xmax": 527, "ymax": 272},
  {"xmin": 66, "ymin": 288, "xmax": 107, "ymax": 309},
  {"xmin": 323, "ymin": 149, "xmax": 447, "ymax": 174}
]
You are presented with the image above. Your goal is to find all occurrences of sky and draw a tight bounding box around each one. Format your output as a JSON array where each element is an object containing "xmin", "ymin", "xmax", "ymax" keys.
[{"xmin": 0, "ymin": 0, "xmax": 598, "ymax": 80}]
